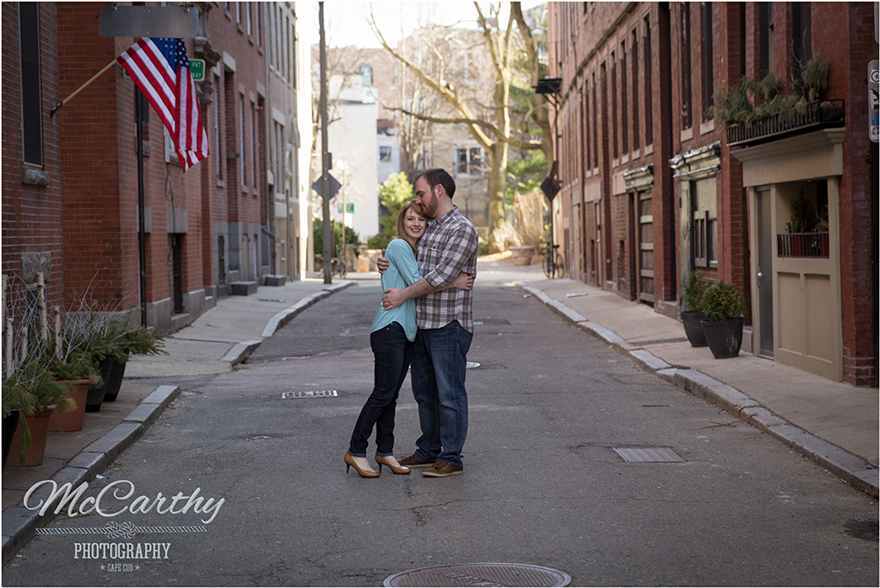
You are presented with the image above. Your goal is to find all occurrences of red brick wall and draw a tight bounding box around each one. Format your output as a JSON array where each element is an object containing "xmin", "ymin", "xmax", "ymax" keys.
[{"xmin": 2, "ymin": 2, "xmax": 65, "ymax": 311}]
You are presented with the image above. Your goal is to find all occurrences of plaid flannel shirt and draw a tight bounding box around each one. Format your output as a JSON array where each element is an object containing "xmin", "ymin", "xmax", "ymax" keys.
[{"xmin": 417, "ymin": 205, "xmax": 479, "ymax": 332}]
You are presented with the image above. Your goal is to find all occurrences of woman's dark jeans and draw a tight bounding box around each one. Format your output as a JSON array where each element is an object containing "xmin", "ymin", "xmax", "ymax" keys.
[{"xmin": 348, "ymin": 322, "xmax": 411, "ymax": 457}]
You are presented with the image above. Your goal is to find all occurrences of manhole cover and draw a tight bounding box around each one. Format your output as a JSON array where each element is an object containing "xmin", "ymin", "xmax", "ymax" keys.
[
  {"xmin": 281, "ymin": 390, "xmax": 337, "ymax": 399},
  {"xmin": 384, "ymin": 563, "xmax": 571, "ymax": 587},
  {"xmin": 466, "ymin": 362, "xmax": 481, "ymax": 369},
  {"xmin": 614, "ymin": 447, "xmax": 684, "ymax": 462}
]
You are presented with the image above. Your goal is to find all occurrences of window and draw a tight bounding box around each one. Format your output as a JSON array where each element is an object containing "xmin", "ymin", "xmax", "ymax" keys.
[
  {"xmin": 379, "ymin": 146, "xmax": 392, "ymax": 162},
  {"xmin": 455, "ymin": 147, "xmax": 483, "ymax": 176},
  {"xmin": 631, "ymin": 30, "xmax": 640, "ymax": 148},
  {"xmin": 681, "ymin": 3, "xmax": 692, "ymax": 129},
  {"xmin": 251, "ymin": 100, "xmax": 258, "ymax": 190},
  {"xmin": 702, "ymin": 3, "xmax": 714, "ymax": 120},
  {"xmin": 213, "ymin": 74, "xmax": 221, "ymax": 177},
  {"xmin": 360, "ymin": 64, "xmax": 373, "ymax": 86},
  {"xmin": 246, "ymin": 2, "xmax": 251, "ymax": 37},
  {"xmin": 758, "ymin": 3, "xmax": 774, "ymax": 79},
  {"xmin": 239, "ymin": 95, "xmax": 245, "ymax": 185},
  {"xmin": 621, "ymin": 42, "xmax": 628, "ymax": 155},
  {"xmin": 691, "ymin": 179, "xmax": 717, "ymax": 268},
  {"xmin": 610, "ymin": 52, "xmax": 618, "ymax": 159},
  {"xmin": 20, "ymin": 2, "xmax": 42, "ymax": 166},
  {"xmin": 644, "ymin": 17, "xmax": 653, "ymax": 145},
  {"xmin": 791, "ymin": 2, "xmax": 811, "ymax": 76}
]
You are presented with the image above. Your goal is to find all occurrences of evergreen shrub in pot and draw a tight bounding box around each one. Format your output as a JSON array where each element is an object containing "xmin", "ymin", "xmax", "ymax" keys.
[
  {"xmin": 681, "ymin": 270, "xmax": 709, "ymax": 347},
  {"xmin": 700, "ymin": 280, "xmax": 746, "ymax": 359}
]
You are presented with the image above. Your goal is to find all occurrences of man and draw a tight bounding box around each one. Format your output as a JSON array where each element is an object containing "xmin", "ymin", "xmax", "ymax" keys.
[{"xmin": 379, "ymin": 168, "xmax": 478, "ymax": 477}]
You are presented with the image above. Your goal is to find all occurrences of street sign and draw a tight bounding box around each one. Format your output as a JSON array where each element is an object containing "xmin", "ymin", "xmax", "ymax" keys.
[
  {"xmin": 99, "ymin": 5, "xmax": 198, "ymax": 38},
  {"xmin": 311, "ymin": 173, "xmax": 341, "ymax": 198},
  {"xmin": 869, "ymin": 60, "xmax": 878, "ymax": 143},
  {"xmin": 123, "ymin": 59, "xmax": 204, "ymax": 81},
  {"xmin": 337, "ymin": 203, "xmax": 354, "ymax": 214}
]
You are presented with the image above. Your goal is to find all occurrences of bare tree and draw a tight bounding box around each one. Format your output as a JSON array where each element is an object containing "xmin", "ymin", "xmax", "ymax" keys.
[{"xmin": 370, "ymin": 2, "xmax": 544, "ymax": 252}]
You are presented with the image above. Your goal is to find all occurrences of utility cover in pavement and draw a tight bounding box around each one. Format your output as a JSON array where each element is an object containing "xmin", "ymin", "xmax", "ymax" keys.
[
  {"xmin": 384, "ymin": 563, "xmax": 571, "ymax": 587},
  {"xmin": 614, "ymin": 447, "xmax": 684, "ymax": 462},
  {"xmin": 281, "ymin": 390, "xmax": 337, "ymax": 399}
]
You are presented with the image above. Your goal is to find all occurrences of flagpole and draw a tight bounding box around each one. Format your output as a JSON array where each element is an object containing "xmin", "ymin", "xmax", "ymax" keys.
[{"xmin": 49, "ymin": 58, "xmax": 117, "ymax": 118}]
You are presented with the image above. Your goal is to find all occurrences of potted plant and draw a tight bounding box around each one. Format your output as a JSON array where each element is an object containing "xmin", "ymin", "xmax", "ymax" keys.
[
  {"xmin": 47, "ymin": 339, "xmax": 102, "ymax": 432},
  {"xmin": 700, "ymin": 280, "xmax": 746, "ymax": 359},
  {"xmin": 103, "ymin": 324, "xmax": 166, "ymax": 402},
  {"xmin": 3, "ymin": 349, "xmax": 76, "ymax": 466},
  {"xmin": 681, "ymin": 270, "xmax": 710, "ymax": 347}
]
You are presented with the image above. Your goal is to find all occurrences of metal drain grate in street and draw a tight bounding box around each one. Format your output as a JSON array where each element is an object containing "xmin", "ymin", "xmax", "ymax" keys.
[
  {"xmin": 281, "ymin": 390, "xmax": 337, "ymax": 399},
  {"xmin": 384, "ymin": 563, "xmax": 571, "ymax": 587},
  {"xmin": 614, "ymin": 447, "xmax": 684, "ymax": 463}
]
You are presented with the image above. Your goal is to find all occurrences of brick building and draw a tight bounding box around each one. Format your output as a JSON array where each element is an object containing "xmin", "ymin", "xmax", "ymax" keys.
[
  {"xmin": 3, "ymin": 3, "xmax": 312, "ymax": 340},
  {"xmin": 548, "ymin": 2, "xmax": 877, "ymax": 386}
]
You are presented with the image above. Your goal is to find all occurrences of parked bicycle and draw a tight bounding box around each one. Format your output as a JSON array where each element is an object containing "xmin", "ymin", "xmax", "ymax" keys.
[
  {"xmin": 540, "ymin": 242, "xmax": 563, "ymax": 279},
  {"xmin": 314, "ymin": 254, "xmax": 347, "ymax": 279}
]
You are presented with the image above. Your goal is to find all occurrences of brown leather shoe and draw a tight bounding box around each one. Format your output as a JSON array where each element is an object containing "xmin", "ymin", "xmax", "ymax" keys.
[
  {"xmin": 422, "ymin": 460, "xmax": 463, "ymax": 477},
  {"xmin": 398, "ymin": 453, "xmax": 433, "ymax": 468}
]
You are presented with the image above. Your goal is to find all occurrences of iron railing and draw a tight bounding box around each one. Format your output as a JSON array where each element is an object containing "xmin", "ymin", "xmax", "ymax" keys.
[
  {"xmin": 727, "ymin": 99, "xmax": 845, "ymax": 147},
  {"xmin": 777, "ymin": 232, "xmax": 829, "ymax": 258}
]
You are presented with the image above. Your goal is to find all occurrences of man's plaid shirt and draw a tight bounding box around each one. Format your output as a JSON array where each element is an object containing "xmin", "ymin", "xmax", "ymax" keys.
[{"xmin": 417, "ymin": 205, "xmax": 479, "ymax": 332}]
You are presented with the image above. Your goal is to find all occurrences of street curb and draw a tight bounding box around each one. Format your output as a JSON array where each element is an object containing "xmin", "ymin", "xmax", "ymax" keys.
[
  {"xmin": 260, "ymin": 281, "xmax": 354, "ymax": 338},
  {"xmin": 1, "ymin": 385, "xmax": 181, "ymax": 566},
  {"xmin": 520, "ymin": 284, "xmax": 879, "ymax": 499}
]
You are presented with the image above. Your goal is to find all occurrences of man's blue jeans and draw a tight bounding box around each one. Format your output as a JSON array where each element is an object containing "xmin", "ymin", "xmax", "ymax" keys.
[
  {"xmin": 411, "ymin": 321, "xmax": 472, "ymax": 467},
  {"xmin": 348, "ymin": 323, "xmax": 411, "ymax": 457}
]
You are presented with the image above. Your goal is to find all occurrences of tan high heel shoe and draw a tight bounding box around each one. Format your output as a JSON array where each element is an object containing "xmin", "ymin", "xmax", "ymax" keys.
[
  {"xmin": 375, "ymin": 455, "xmax": 411, "ymax": 475},
  {"xmin": 344, "ymin": 452, "xmax": 379, "ymax": 478}
]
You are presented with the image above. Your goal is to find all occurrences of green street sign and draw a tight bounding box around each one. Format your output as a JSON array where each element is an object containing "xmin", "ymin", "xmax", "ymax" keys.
[
  {"xmin": 337, "ymin": 203, "xmax": 354, "ymax": 214},
  {"xmin": 124, "ymin": 59, "xmax": 205, "ymax": 81}
]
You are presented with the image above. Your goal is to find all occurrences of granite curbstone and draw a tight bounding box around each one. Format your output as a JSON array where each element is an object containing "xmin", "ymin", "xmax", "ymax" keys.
[
  {"xmin": 83, "ymin": 422, "xmax": 144, "ymax": 465},
  {"xmin": 141, "ymin": 385, "xmax": 180, "ymax": 409},
  {"xmin": 767, "ymin": 424, "xmax": 878, "ymax": 498},
  {"xmin": 260, "ymin": 291, "xmax": 329, "ymax": 338},
  {"xmin": 2, "ymin": 466, "xmax": 90, "ymax": 566},
  {"xmin": 221, "ymin": 340, "xmax": 262, "ymax": 365},
  {"xmin": 628, "ymin": 349, "xmax": 672, "ymax": 373}
]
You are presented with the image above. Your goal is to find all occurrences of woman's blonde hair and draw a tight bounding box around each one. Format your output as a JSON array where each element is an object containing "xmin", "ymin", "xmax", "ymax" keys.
[{"xmin": 396, "ymin": 200, "xmax": 425, "ymax": 254}]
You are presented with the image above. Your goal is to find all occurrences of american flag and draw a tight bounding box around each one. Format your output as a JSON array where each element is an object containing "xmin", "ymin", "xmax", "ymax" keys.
[{"xmin": 117, "ymin": 38, "xmax": 208, "ymax": 172}]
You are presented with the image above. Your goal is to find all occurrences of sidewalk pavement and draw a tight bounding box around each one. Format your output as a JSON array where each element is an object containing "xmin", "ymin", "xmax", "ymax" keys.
[{"xmin": 3, "ymin": 257, "xmax": 878, "ymax": 564}]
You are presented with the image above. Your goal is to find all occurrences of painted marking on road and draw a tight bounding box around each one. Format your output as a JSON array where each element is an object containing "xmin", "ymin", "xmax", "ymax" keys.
[{"xmin": 282, "ymin": 390, "xmax": 338, "ymax": 399}]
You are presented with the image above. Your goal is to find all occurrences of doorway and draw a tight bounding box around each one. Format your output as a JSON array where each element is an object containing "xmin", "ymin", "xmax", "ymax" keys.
[{"xmin": 756, "ymin": 188, "xmax": 773, "ymax": 357}]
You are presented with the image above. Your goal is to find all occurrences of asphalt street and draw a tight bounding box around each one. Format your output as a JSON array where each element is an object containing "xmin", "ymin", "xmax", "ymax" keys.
[{"xmin": 3, "ymin": 280, "xmax": 877, "ymax": 587}]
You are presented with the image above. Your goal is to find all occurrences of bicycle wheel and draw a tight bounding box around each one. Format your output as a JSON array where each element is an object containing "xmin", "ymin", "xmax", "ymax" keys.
[{"xmin": 543, "ymin": 251, "xmax": 556, "ymax": 279}]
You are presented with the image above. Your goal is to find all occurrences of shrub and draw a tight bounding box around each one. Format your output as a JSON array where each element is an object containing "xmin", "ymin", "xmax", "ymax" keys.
[
  {"xmin": 682, "ymin": 270, "xmax": 709, "ymax": 313},
  {"xmin": 702, "ymin": 280, "xmax": 745, "ymax": 322}
]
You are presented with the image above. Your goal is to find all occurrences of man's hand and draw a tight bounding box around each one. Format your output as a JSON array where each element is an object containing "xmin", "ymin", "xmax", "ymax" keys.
[
  {"xmin": 450, "ymin": 272, "xmax": 474, "ymax": 291},
  {"xmin": 377, "ymin": 250, "xmax": 389, "ymax": 274},
  {"xmin": 382, "ymin": 288, "xmax": 406, "ymax": 310}
]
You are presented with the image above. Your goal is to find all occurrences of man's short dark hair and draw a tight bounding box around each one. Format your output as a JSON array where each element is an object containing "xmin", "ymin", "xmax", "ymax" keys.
[{"xmin": 416, "ymin": 168, "xmax": 456, "ymax": 199}]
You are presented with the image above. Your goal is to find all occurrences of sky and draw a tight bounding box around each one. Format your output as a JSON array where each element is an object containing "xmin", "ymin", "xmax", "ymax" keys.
[{"xmin": 301, "ymin": 1, "xmax": 545, "ymax": 49}]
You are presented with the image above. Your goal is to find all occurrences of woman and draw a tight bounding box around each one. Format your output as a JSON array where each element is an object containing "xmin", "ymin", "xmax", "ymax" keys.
[{"xmin": 344, "ymin": 201, "xmax": 473, "ymax": 477}]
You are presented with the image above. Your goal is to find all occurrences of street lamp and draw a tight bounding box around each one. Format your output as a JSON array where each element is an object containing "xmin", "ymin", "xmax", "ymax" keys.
[{"xmin": 534, "ymin": 76, "xmax": 562, "ymax": 272}]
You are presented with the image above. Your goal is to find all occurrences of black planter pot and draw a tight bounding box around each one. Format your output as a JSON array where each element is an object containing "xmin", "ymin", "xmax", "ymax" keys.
[
  {"xmin": 102, "ymin": 358, "xmax": 128, "ymax": 402},
  {"xmin": 681, "ymin": 311, "xmax": 709, "ymax": 347},
  {"xmin": 2, "ymin": 410, "xmax": 20, "ymax": 470},
  {"xmin": 701, "ymin": 317, "xmax": 744, "ymax": 359},
  {"xmin": 86, "ymin": 356, "xmax": 115, "ymax": 412}
]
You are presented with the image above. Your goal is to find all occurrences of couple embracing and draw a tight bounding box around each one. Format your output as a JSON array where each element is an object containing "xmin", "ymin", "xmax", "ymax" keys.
[{"xmin": 344, "ymin": 168, "xmax": 479, "ymax": 479}]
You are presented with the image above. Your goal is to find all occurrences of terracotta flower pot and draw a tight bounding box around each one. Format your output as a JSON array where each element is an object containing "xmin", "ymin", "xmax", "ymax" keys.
[
  {"xmin": 6, "ymin": 406, "xmax": 56, "ymax": 467},
  {"xmin": 48, "ymin": 380, "xmax": 89, "ymax": 432}
]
